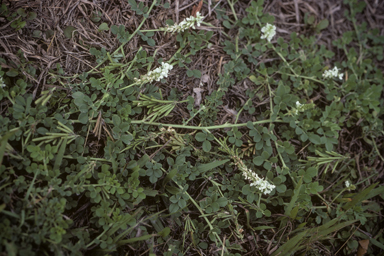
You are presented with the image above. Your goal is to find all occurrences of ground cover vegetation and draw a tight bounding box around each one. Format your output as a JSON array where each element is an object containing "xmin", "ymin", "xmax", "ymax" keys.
[{"xmin": 0, "ymin": 0, "xmax": 383, "ymax": 255}]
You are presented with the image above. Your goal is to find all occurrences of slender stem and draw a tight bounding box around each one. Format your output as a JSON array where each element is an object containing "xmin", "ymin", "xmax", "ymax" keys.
[
  {"xmin": 342, "ymin": 45, "xmax": 359, "ymax": 81},
  {"xmin": 370, "ymin": 136, "xmax": 384, "ymax": 162},
  {"xmin": 329, "ymin": 188, "xmax": 348, "ymax": 206},
  {"xmin": 184, "ymin": 106, "xmax": 206, "ymax": 126},
  {"xmin": 271, "ymin": 44, "xmax": 297, "ymax": 76},
  {"xmin": 7, "ymin": 96, "xmax": 15, "ymax": 105},
  {"xmin": 131, "ymin": 119, "xmax": 284, "ymax": 130},
  {"xmin": 257, "ymin": 193, "xmax": 261, "ymax": 208},
  {"xmin": 201, "ymin": 21, "xmax": 230, "ymax": 38},
  {"xmin": 228, "ymin": 0, "xmax": 238, "ymax": 21},
  {"xmin": 276, "ymin": 71, "xmax": 325, "ymax": 85},
  {"xmin": 63, "ymin": 155, "xmax": 111, "ymax": 162},
  {"xmin": 139, "ymin": 29, "xmax": 161, "ymax": 32},
  {"xmin": 89, "ymin": 0, "xmax": 158, "ymax": 74},
  {"xmin": 161, "ymin": 167, "xmax": 223, "ymax": 246}
]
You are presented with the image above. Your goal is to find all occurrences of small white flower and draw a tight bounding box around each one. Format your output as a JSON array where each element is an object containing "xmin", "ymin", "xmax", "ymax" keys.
[
  {"xmin": 161, "ymin": 12, "xmax": 204, "ymax": 34},
  {"xmin": 0, "ymin": 75, "xmax": 5, "ymax": 88},
  {"xmin": 135, "ymin": 62, "xmax": 173, "ymax": 84},
  {"xmin": 323, "ymin": 66, "xmax": 343, "ymax": 80},
  {"xmin": 345, "ymin": 180, "xmax": 350, "ymax": 188},
  {"xmin": 260, "ymin": 23, "xmax": 276, "ymax": 42},
  {"xmin": 291, "ymin": 101, "xmax": 306, "ymax": 116},
  {"xmin": 345, "ymin": 180, "xmax": 356, "ymax": 191}
]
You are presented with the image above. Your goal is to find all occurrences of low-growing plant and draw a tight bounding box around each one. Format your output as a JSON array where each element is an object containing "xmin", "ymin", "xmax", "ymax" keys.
[{"xmin": 0, "ymin": 0, "xmax": 383, "ymax": 255}]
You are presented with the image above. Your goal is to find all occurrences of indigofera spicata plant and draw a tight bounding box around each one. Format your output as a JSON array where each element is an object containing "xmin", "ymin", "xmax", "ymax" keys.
[{"xmin": 0, "ymin": 0, "xmax": 383, "ymax": 255}]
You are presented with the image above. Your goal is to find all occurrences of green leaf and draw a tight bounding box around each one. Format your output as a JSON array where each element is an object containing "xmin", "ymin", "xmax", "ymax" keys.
[
  {"xmin": 263, "ymin": 161, "xmax": 272, "ymax": 170},
  {"xmin": 117, "ymin": 234, "xmax": 154, "ymax": 246},
  {"xmin": 315, "ymin": 220, "xmax": 357, "ymax": 240},
  {"xmin": 289, "ymin": 205, "xmax": 299, "ymax": 219},
  {"xmin": 343, "ymin": 183, "xmax": 378, "ymax": 211},
  {"xmin": 306, "ymin": 167, "xmax": 317, "ymax": 177},
  {"xmin": 165, "ymin": 186, "xmax": 180, "ymax": 195},
  {"xmin": 253, "ymin": 156, "xmax": 264, "ymax": 166},
  {"xmin": 192, "ymin": 70, "xmax": 202, "ymax": 78},
  {"xmin": 110, "ymin": 25, "xmax": 118, "ymax": 34},
  {"xmin": 271, "ymin": 229, "xmax": 308, "ymax": 256},
  {"xmin": 64, "ymin": 26, "xmax": 77, "ymax": 38},
  {"xmin": 186, "ymin": 70, "xmax": 193, "ymax": 77},
  {"xmin": 32, "ymin": 30, "xmax": 42, "ymax": 38},
  {"xmin": 6, "ymin": 69, "xmax": 18, "ymax": 77},
  {"xmin": 369, "ymin": 237, "xmax": 384, "ymax": 250},
  {"xmin": 98, "ymin": 22, "xmax": 109, "ymax": 31},
  {"xmin": 121, "ymin": 134, "xmax": 133, "ymax": 144},
  {"xmin": 169, "ymin": 203, "xmax": 179, "ymax": 213},
  {"xmin": 112, "ymin": 115, "xmax": 121, "ymax": 126},
  {"xmin": 223, "ymin": 20, "xmax": 231, "ymax": 29},
  {"xmin": 17, "ymin": 8, "xmax": 27, "ymax": 17},
  {"xmin": 316, "ymin": 19, "xmax": 329, "ymax": 31},
  {"xmin": 365, "ymin": 186, "xmax": 384, "ymax": 201},
  {"xmin": 197, "ymin": 159, "xmax": 229, "ymax": 173},
  {"xmin": 199, "ymin": 242, "xmax": 208, "ymax": 249},
  {"xmin": 307, "ymin": 15, "xmax": 315, "ymax": 25},
  {"xmin": 137, "ymin": 154, "xmax": 150, "ymax": 168},
  {"xmin": 276, "ymin": 184, "xmax": 287, "ymax": 193},
  {"xmin": 217, "ymin": 197, "xmax": 228, "ymax": 207},
  {"xmin": 202, "ymin": 140, "xmax": 211, "ymax": 152},
  {"xmin": 242, "ymin": 184, "xmax": 251, "ymax": 195},
  {"xmin": 90, "ymin": 12, "xmax": 101, "ymax": 23},
  {"xmin": 308, "ymin": 133, "xmax": 321, "ymax": 144},
  {"xmin": 285, "ymin": 177, "xmax": 302, "ymax": 217},
  {"xmin": 78, "ymin": 113, "xmax": 88, "ymax": 124},
  {"xmin": 300, "ymin": 133, "xmax": 308, "ymax": 142},
  {"xmin": 158, "ymin": 227, "xmax": 170, "ymax": 238},
  {"xmin": 254, "ymin": 226, "xmax": 275, "ymax": 231},
  {"xmin": 27, "ymin": 11, "xmax": 37, "ymax": 21},
  {"xmin": 147, "ymin": 38, "xmax": 155, "ymax": 46},
  {"xmin": 163, "ymin": 168, "xmax": 178, "ymax": 187},
  {"xmin": 0, "ymin": 130, "xmax": 18, "ymax": 167},
  {"xmin": 261, "ymin": 151, "xmax": 270, "ymax": 160},
  {"xmin": 178, "ymin": 199, "xmax": 186, "ymax": 208},
  {"xmin": 54, "ymin": 137, "xmax": 67, "ymax": 171},
  {"xmin": 195, "ymin": 132, "xmax": 206, "ymax": 142}
]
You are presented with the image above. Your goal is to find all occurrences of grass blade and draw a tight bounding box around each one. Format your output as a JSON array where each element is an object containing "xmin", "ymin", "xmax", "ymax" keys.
[
  {"xmin": 343, "ymin": 183, "xmax": 378, "ymax": 211},
  {"xmin": 54, "ymin": 137, "xmax": 67, "ymax": 171}
]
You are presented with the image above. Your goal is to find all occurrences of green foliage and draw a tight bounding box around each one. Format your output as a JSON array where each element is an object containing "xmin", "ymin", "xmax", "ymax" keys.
[
  {"xmin": 1, "ymin": 0, "xmax": 383, "ymax": 255},
  {"xmin": 0, "ymin": 4, "xmax": 36, "ymax": 31}
]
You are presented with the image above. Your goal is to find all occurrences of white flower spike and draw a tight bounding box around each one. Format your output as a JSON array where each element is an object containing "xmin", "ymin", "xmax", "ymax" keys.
[
  {"xmin": 135, "ymin": 62, "xmax": 173, "ymax": 84},
  {"xmin": 322, "ymin": 66, "xmax": 343, "ymax": 80},
  {"xmin": 242, "ymin": 167, "xmax": 276, "ymax": 195},
  {"xmin": 261, "ymin": 23, "xmax": 276, "ymax": 42},
  {"xmin": 161, "ymin": 12, "xmax": 204, "ymax": 34}
]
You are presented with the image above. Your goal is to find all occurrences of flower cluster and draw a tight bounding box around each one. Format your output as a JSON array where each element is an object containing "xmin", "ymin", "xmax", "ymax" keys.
[
  {"xmin": 289, "ymin": 101, "xmax": 316, "ymax": 116},
  {"xmin": 135, "ymin": 62, "xmax": 173, "ymax": 84},
  {"xmin": 218, "ymin": 140, "xmax": 275, "ymax": 195},
  {"xmin": 345, "ymin": 180, "xmax": 356, "ymax": 191},
  {"xmin": 160, "ymin": 12, "xmax": 204, "ymax": 34},
  {"xmin": 292, "ymin": 101, "xmax": 304, "ymax": 115},
  {"xmin": 0, "ymin": 74, "xmax": 5, "ymax": 88},
  {"xmin": 260, "ymin": 23, "xmax": 276, "ymax": 42},
  {"xmin": 345, "ymin": 180, "xmax": 350, "ymax": 188},
  {"xmin": 322, "ymin": 66, "xmax": 343, "ymax": 80},
  {"xmin": 242, "ymin": 167, "xmax": 276, "ymax": 195}
]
